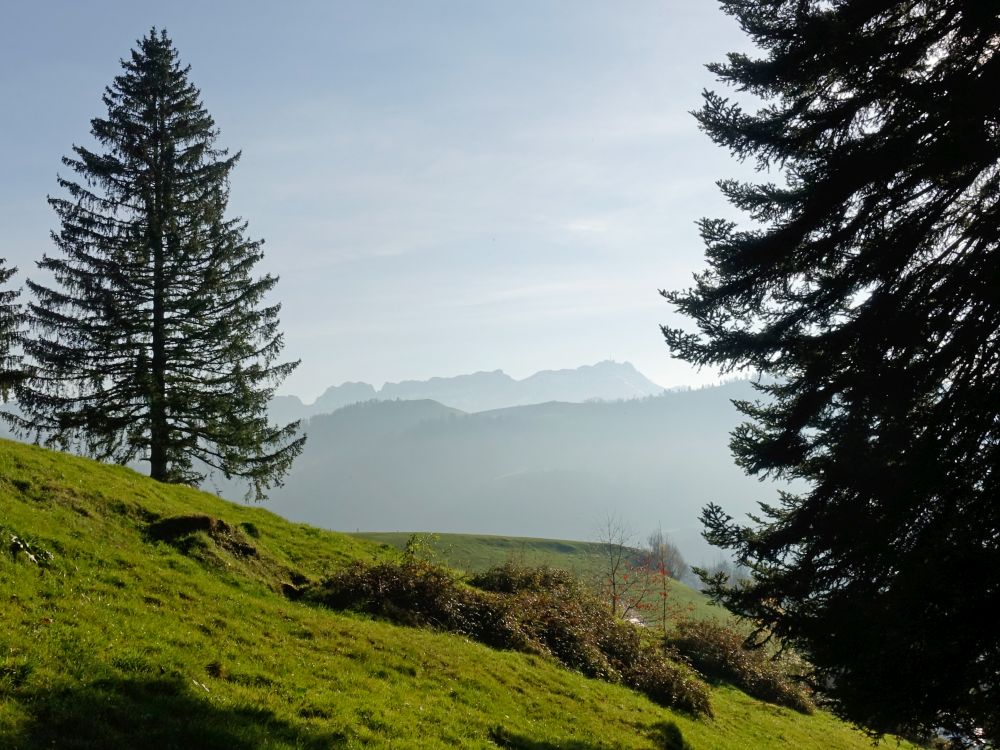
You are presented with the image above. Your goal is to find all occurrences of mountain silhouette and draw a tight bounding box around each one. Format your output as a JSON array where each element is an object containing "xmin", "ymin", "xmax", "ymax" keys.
[{"xmin": 270, "ymin": 360, "xmax": 665, "ymax": 423}]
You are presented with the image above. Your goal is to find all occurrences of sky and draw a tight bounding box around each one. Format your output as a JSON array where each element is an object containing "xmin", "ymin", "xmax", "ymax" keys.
[{"xmin": 0, "ymin": 1, "xmax": 757, "ymax": 402}]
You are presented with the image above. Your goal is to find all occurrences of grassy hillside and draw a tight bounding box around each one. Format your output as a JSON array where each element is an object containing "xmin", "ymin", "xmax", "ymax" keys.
[
  {"xmin": 0, "ymin": 439, "xmax": 915, "ymax": 749},
  {"xmin": 354, "ymin": 531, "xmax": 723, "ymax": 623}
]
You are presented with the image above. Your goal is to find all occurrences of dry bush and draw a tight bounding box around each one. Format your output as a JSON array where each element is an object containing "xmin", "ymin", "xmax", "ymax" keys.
[
  {"xmin": 310, "ymin": 560, "xmax": 711, "ymax": 715},
  {"xmin": 665, "ymin": 618, "xmax": 813, "ymax": 713}
]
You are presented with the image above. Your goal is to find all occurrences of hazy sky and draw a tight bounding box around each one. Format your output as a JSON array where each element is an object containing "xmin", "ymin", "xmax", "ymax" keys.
[{"xmin": 0, "ymin": 1, "xmax": 756, "ymax": 402}]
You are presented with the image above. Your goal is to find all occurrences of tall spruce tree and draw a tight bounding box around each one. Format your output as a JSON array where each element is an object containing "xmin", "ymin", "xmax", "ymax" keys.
[
  {"xmin": 663, "ymin": 1, "xmax": 999, "ymax": 743},
  {"xmin": 13, "ymin": 29, "xmax": 304, "ymax": 500},
  {"xmin": 0, "ymin": 258, "xmax": 25, "ymax": 399}
]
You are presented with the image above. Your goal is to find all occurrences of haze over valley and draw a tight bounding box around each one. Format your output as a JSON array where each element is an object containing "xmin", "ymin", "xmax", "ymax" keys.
[{"xmin": 248, "ymin": 362, "xmax": 766, "ymax": 564}]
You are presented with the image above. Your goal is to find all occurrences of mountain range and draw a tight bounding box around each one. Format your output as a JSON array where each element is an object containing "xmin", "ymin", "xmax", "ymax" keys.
[
  {"xmin": 217, "ymin": 378, "xmax": 773, "ymax": 564},
  {"xmin": 270, "ymin": 360, "xmax": 665, "ymax": 422}
]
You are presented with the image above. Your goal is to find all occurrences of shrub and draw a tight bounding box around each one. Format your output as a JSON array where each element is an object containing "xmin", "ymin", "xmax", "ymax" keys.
[
  {"xmin": 469, "ymin": 562, "xmax": 578, "ymax": 595},
  {"xmin": 309, "ymin": 561, "xmax": 712, "ymax": 715},
  {"xmin": 623, "ymin": 652, "xmax": 712, "ymax": 717},
  {"xmin": 592, "ymin": 612, "xmax": 710, "ymax": 716},
  {"xmin": 309, "ymin": 560, "xmax": 529, "ymax": 650},
  {"xmin": 512, "ymin": 587, "xmax": 614, "ymax": 680},
  {"xmin": 665, "ymin": 618, "xmax": 813, "ymax": 713}
]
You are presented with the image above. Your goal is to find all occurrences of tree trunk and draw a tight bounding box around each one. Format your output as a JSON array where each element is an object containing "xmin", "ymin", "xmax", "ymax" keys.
[{"xmin": 149, "ymin": 98, "xmax": 168, "ymax": 482}]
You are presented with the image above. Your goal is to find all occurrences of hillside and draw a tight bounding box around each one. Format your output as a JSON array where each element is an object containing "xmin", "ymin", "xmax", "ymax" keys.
[{"xmin": 0, "ymin": 439, "xmax": 918, "ymax": 749}]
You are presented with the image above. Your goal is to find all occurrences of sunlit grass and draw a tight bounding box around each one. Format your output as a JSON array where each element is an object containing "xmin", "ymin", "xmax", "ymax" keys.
[{"xmin": 1, "ymin": 439, "xmax": 916, "ymax": 749}]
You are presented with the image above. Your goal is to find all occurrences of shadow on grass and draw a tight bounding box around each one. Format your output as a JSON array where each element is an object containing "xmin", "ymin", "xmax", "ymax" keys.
[
  {"xmin": 489, "ymin": 724, "xmax": 608, "ymax": 749},
  {"xmin": 10, "ymin": 676, "xmax": 346, "ymax": 750},
  {"xmin": 490, "ymin": 721, "xmax": 694, "ymax": 750},
  {"xmin": 489, "ymin": 723, "xmax": 693, "ymax": 750},
  {"xmin": 650, "ymin": 721, "xmax": 695, "ymax": 750}
]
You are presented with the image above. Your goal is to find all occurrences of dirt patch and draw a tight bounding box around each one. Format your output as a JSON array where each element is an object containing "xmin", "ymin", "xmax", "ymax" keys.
[{"xmin": 147, "ymin": 515, "xmax": 258, "ymax": 558}]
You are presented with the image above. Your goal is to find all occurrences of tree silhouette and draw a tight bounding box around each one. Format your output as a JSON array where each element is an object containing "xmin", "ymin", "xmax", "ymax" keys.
[{"xmin": 663, "ymin": 1, "xmax": 999, "ymax": 743}]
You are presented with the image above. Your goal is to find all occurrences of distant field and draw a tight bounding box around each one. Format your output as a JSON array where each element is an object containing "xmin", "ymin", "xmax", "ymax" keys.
[
  {"xmin": 355, "ymin": 531, "xmax": 606, "ymax": 574},
  {"xmin": 354, "ymin": 530, "xmax": 727, "ymax": 623}
]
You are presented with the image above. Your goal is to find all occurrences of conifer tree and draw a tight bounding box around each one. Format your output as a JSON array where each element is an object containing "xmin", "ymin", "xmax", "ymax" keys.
[
  {"xmin": 13, "ymin": 29, "xmax": 304, "ymax": 500},
  {"xmin": 663, "ymin": 1, "xmax": 999, "ymax": 743},
  {"xmin": 0, "ymin": 258, "xmax": 25, "ymax": 399}
]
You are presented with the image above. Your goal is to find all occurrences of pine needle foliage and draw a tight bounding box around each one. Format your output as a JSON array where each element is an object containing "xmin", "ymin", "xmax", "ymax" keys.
[
  {"xmin": 0, "ymin": 258, "xmax": 26, "ymax": 398},
  {"xmin": 12, "ymin": 29, "xmax": 304, "ymax": 500},
  {"xmin": 663, "ymin": 1, "xmax": 999, "ymax": 743}
]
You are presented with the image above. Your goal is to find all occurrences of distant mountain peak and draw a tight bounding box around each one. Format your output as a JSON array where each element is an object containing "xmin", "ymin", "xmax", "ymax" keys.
[
  {"xmin": 526, "ymin": 359, "xmax": 643, "ymax": 378},
  {"xmin": 270, "ymin": 361, "xmax": 667, "ymax": 423}
]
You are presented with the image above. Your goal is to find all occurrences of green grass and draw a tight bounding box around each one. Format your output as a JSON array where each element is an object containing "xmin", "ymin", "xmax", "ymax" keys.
[
  {"xmin": 0, "ymin": 439, "xmax": 916, "ymax": 749},
  {"xmin": 354, "ymin": 531, "xmax": 724, "ymax": 623},
  {"xmin": 355, "ymin": 531, "xmax": 609, "ymax": 575}
]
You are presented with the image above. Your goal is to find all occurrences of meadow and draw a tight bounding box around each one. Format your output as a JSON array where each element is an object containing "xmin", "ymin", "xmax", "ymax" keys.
[{"xmin": 0, "ymin": 439, "xmax": 916, "ymax": 749}]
